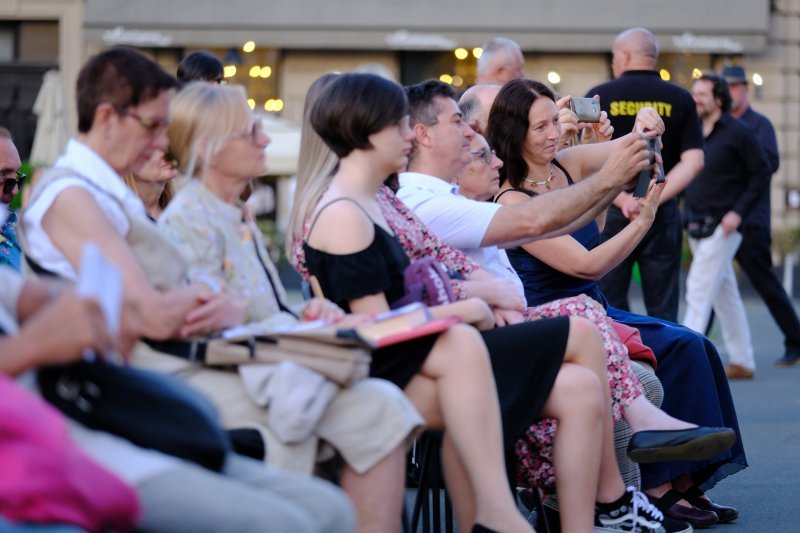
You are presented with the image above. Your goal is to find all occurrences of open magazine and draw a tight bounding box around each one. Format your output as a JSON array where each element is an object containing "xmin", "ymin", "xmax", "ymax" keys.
[
  {"xmin": 272, "ymin": 302, "xmax": 461, "ymax": 349},
  {"xmin": 210, "ymin": 303, "xmax": 461, "ymax": 384}
]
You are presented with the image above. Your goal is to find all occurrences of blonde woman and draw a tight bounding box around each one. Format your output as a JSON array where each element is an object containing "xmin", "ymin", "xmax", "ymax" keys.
[
  {"xmin": 159, "ymin": 82, "xmax": 427, "ymax": 533},
  {"xmin": 20, "ymin": 46, "xmax": 354, "ymax": 533}
]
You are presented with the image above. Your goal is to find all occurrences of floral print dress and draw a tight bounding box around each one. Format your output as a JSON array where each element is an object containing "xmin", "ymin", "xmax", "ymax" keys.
[{"xmin": 291, "ymin": 185, "xmax": 644, "ymax": 492}]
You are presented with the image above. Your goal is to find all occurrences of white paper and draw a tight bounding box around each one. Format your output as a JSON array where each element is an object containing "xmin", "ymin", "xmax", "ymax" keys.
[
  {"xmin": 221, "ymin": 319, "xmax": 328, "ymax": 340},
  {"xmin": 76, "ymin": 242, "xmax": 123, "ymax": 336}
]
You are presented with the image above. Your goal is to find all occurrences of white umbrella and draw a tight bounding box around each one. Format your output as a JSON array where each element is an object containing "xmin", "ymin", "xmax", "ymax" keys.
[{"xmin": 29, "ymin": 70, "xmax": 69, "ymax": 167}]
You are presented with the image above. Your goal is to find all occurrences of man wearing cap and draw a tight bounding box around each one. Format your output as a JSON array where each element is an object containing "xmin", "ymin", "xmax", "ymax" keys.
[
  {"xmin": 586, "ymin": 27, "xmax": 705, "ymax": 323},
  {"xmin": 0, "ymin": 127, "xmax": 23, "ymax": 270},
  {"xmin": 722, "ymin": 65, "xmax": 800, "ymax": 368}
]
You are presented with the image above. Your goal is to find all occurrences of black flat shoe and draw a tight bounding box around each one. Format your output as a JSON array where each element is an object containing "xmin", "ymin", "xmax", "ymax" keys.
[
  {"xmin": 472, "ymin": 525, "xmax": 500, "ymax": 533},
  {"xmin": 682, "ymin": 485, "xmax": 739, "ymax": 523},
  {"xmin": 628, "ymin": 426, "xmax": 736, "ymax": 464},
  {"xmin": 775, "ymin": 349, "xmax": 800, "ymax": 367}
]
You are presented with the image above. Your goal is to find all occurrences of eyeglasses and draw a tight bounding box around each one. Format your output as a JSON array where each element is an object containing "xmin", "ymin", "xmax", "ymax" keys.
[
  {"xmin": 119, "ymin": 108, "xmax": 170, "ymax": 134},
  {"xmin": 1, "ymin": 170, "xmax": 25, "ymax": 195},
  {"xmin": 231, "ymin": 118, "xmax": 264, "ymax": 145},
  {"xmin": 470, "ymin": 147, "xmax": 495, "ymax": 165}
]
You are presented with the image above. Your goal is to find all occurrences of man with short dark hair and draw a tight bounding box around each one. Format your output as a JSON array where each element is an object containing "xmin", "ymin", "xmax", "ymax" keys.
[
  {"xmin": 721, "ymin": 65, "xmax": 800, "ymax": 367},
  {"xmin": 476, "ymin": 38, "xmax": 525, "ymax": 85},
  {"xmin": 0, "ymin": 127, "xmax": 23, "ymax": 270},
  {"xmin": 401, "ymin": 79, "xmax": 650, "ymax": 252},
  {"xmin": 587, "ymin": 27, "xmax": 705, "ymax": 322},
  {"xmin": 682, "ymin": 72, "xmax": 771, "ymax": 379}
]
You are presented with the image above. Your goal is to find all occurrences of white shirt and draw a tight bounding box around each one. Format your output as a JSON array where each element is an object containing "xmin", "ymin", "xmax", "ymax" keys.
[
  {"xmin": 0, "ymin": 265, "xmax": 23, "ymax": 334},
  {"xmin": 23, "ymin": 139, "xmax": 148, "ymax": 281},
  {"xmin": 474, "ymin": 245, "xmax": 525, "ymax": 295},
  {"xmin": 396, "ymin": 172, "xmax": 523, "ymax": 294},
  {"xmin": 397, "ymin": 172, "xmax": 501, "ymax": 250}
]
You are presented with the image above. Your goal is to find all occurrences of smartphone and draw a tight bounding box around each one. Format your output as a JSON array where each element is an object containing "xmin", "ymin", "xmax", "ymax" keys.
[
  {"xmin": 570, "ymin": 97, "xmax": 601, "ymax": 123},
  {"xmin": 633, "ymin": 135, "xmax": 663, "ymax": 197}
]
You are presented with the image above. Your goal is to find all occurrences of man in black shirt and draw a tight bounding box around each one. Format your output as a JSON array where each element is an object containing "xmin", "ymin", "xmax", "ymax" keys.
[
  {"xmin": 721, "ymin": 65, "xmax": 800, "ymax": 367},
  {"xmin": 682, "ymin": 72, "xmax": 771, "ymax": 379},
  {"xmin": 587, "ymin": 28, "xmax": 704, "ymax": 322}
]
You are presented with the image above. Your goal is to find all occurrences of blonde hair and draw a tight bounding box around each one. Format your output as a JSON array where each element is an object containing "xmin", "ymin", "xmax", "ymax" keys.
[
  {"xmin": 286, "ymin": 73, "xmax": 340, "ymax": 255},
  {"xmin": 167, "ymin": 82, "xmax": 250, "ymax": 179}
]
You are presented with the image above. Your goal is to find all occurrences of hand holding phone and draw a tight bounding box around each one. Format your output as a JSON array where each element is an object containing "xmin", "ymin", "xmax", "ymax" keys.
[
  {"xmin": 570, "ymin": 97, "xmax": 601, "ymax": 123},
  {"xmin": 633, "ymin": 135, "xmax": 664, "ymax": 197}
]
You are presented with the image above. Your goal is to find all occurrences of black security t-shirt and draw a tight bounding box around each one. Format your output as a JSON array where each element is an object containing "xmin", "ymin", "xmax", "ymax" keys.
[{"xmin": 586, "ymin": 70, "xmax": 704, "ymax": 175}]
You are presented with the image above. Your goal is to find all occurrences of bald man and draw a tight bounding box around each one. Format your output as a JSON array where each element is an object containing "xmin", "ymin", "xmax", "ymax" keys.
[
  {"xmin": 476, "ymin": 38, "xmax": 525, "ymax": 85},
  {"xmin": 586, "ymin": 27, "xmax": 705, "ymax": 322},
  {"xmin": 459, "ymin": 84, "xmax": 501, "ymax": 134}
]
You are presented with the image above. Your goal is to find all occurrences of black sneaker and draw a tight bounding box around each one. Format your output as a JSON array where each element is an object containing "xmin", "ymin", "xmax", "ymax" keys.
[{"xmin": 595, "ymin": 486, "xmax": 671, "ymax": 532}]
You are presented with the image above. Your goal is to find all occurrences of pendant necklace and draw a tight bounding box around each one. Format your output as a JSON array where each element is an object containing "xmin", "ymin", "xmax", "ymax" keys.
[{"xmin": 523, "ymin": 163, "xmax": 554, "ymax": 190}]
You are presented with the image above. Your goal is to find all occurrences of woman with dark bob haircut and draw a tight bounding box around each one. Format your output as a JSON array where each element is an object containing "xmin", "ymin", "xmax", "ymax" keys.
[
  {"xmin": 301, "ymin": 72, "xmax": 538, "ymax": 532},
  {"xmin": 310, "ymin": 73, "xmax": 408, "ymax": 158},
  {"xmin": 491, "ymin": 78, "xmax": 746, "ymax": 525}
]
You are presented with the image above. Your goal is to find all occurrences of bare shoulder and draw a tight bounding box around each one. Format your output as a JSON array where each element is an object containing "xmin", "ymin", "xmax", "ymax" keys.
[
  {"xmin": 495, "ymin": 186, "xmax": 529, "ymax": 206},
  {"xmin": 45, "ymin": 185, "xmax": 109, "ymax": 226},
  {"xmin": 552, "ymin": 149, "xmax": 587, "ymax": 183},
  {"xmin": 306, "ymin": 197, "xmax": 376, "ymax": 254}
]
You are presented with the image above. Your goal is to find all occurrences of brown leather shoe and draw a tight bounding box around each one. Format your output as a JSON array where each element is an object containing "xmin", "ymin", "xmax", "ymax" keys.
[
  {"xmin": 725, "ymin": 363, "xmax": 754, "ymax": 379},
  {"xmin": 646, "ymin": 490, "xmax": 719, "ymax": 529},
  {"xmin": 683, "ymin": 485, "xmax": 739, "ymax": 523}
]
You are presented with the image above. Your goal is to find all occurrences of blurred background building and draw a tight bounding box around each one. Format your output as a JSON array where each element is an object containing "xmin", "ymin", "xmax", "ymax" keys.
[{"xmin": 2, "ymin": 0, "xmax": 800, "ymax": 242}]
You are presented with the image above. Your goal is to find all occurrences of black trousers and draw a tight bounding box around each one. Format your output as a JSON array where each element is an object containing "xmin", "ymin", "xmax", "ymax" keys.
[
  {"xmin": 599, "ymin": 200, "xmax": 682, "ymax": 323},
  {"xmin": 736, "ymin": 223, "xmax": 800, "ymax": 351}
]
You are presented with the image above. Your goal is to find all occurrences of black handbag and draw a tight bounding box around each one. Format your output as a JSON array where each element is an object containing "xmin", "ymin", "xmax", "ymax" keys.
[{"xmin": 37, "ymin": 361, "xmax": 232, "ymax": 471}]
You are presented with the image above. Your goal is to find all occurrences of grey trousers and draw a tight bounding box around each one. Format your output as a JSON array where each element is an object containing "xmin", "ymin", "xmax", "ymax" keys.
[{"xmin": 136, "ymin": 454, "xmax": 356, "ymax": 533}]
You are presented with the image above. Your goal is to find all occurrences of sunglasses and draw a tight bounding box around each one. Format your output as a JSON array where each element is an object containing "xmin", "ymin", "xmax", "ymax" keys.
[
  {"xmin": 1, "ymin": 171, "xmax": 25, "ymax": 195},
  {"xmin": 470, "ymin": 147, "xmax": 495, "ymax": 165}
]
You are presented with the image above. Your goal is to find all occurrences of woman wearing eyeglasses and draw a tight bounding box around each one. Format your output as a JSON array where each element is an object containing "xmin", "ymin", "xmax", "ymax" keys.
[
  {"xmin": 159, "ymin": 81, "xmax": 429, "ymax": 533},
  {"xmin": 20, "ymin": 47, "xmax": 355, "ymax": 533}
]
